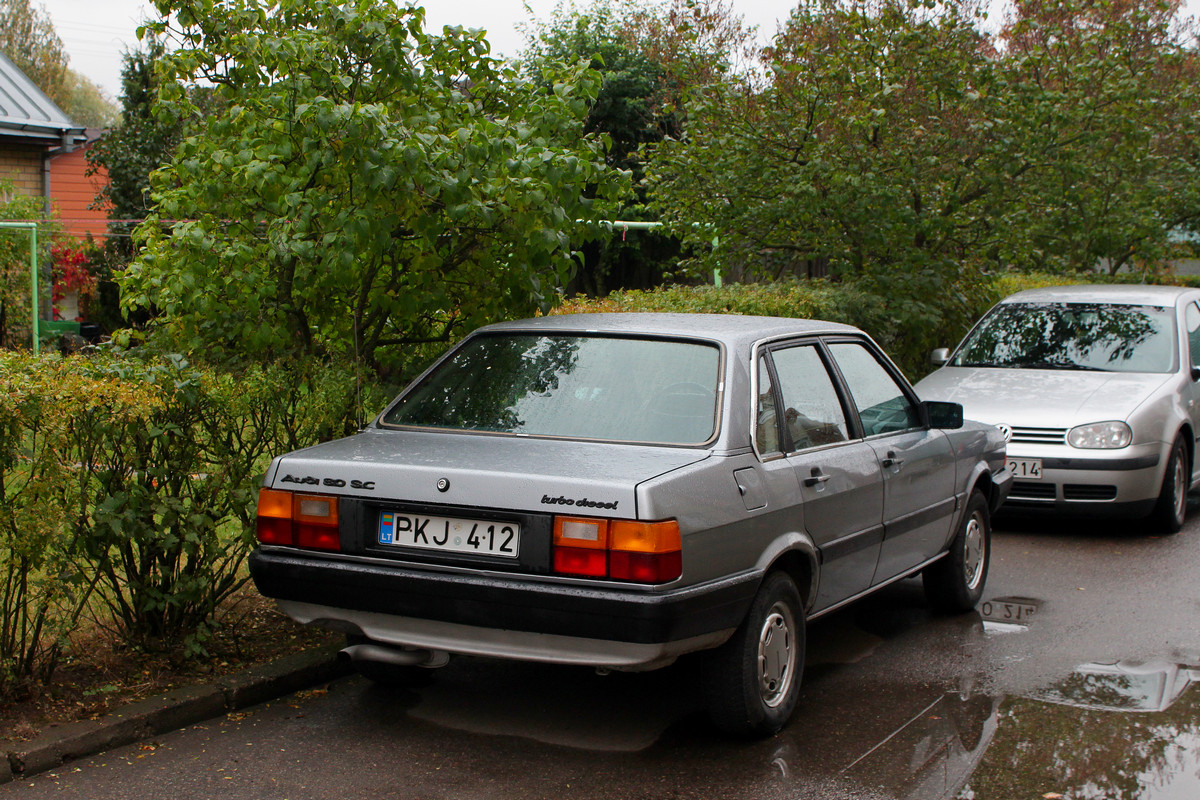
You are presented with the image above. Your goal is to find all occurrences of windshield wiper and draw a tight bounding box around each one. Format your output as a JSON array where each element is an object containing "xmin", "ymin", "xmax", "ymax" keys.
[{"xmin": 1020, "ymin": 360, "xmax": 1109, "ymax": 372}]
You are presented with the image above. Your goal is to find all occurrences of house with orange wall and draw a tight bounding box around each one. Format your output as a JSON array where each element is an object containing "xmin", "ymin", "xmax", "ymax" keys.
[
  {"xmin": 0, "ymin": 51, "xmax": 91, "ymax": 224},
  {"xmin": 47, "ymin": 128, "xmax": 112, "ymax": 241}
]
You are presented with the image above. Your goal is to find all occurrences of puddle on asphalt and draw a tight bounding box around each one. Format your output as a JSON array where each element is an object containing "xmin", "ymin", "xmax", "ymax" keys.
[
  {"xmin": 979, "ymin": 595, "xmax": 1042, "ymax": 634},
  {"xmin": 954, "ymin": 660, "xmax": 1200, "ymax": 800},
  {"xmin": 826, "ymin": 660, "xmax": 1200, "ymax": 800}
]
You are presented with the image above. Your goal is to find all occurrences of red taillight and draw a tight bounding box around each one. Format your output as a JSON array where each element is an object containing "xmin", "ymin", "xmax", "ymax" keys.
[
  {"xmin": 552, "ymin": 517, "xmax": 681, "ymax": 583},
  {"xmin": 552, "ymin": 518, "xmax": 609, "ymax": 577},
  {"xmin": 609, "ymin": 550, "xmax": 683, "ymax": 583},
  {"xmin": 255, "ymin": 488, "xmax": 341, "ymax": 552}
]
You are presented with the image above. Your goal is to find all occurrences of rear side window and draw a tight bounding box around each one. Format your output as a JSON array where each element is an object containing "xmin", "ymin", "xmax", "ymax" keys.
[
  {"xmin": 382, "ymin": 334, "xmax": 721, "ymax": 445},
  {"xmin": 770, "ymin": 345, "xmax": 850, "ymax": 450}
]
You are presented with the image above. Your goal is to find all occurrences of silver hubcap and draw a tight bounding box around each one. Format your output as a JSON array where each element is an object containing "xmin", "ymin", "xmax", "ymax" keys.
[
  {"xmin": 758, "ymin": 602, "xmax": 797, "ymax": 708},
  {"xmin": 963, "ymin": 514, "xmax": 986, "ymax": 591}
]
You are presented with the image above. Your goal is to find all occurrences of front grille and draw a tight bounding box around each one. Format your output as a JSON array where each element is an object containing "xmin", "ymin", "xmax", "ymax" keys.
[
  {"xmin": 1063, "ymin": 484, "xmax": 1118, "ymax": 501},
  {"xmin": 1009, "ymin": 481, "xmax": 1056, "ymax": 501},
  {"xmin": 1009, "ymin": 426, "xmax": 1067, "ymax": 446}
]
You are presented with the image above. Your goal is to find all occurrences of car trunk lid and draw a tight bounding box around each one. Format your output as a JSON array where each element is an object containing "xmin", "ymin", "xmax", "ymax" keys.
[{"xmin": 265, "ymin": 426, "xmax": 711, "ymax": 519}]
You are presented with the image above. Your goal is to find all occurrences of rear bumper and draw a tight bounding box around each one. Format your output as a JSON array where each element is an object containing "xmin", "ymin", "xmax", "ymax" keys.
[{"xmin": 250, "ymin": 549, "xmax": 759, "ymax": 664}]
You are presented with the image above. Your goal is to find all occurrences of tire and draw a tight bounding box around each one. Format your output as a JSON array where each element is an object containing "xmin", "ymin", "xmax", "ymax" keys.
[
  {"xmin": 924, "ymin": 491, "xmax": 991, "ymax": 614},
  {"xmin": 704, "ymin": 571, "xmax": 805, "ymax": 738},
  {"xmin": 1150, "ymin": 436, "xmax": 1188, "ymax": 534}
]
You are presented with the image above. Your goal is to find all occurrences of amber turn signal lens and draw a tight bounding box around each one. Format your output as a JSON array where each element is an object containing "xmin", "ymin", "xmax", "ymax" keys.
[
  {"xmin": 610, "ymin": 520, "xmax": 682, "ymax": 554},
  {"xmin": 257, "ymin": 487, "xmax": 293, "ymax": 519}
]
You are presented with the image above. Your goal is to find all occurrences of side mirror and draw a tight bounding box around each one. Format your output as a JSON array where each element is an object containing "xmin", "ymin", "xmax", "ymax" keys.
[
  {"xmin": 930, "ymin": 348, "xmax": 951, "ymax": 367},
  {"xmin": 925, "ymin": 400, "xmax": 964, "ymax": 430}
]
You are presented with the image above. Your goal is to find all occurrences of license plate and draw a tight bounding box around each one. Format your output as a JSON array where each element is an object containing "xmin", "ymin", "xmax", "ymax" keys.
[
  {"xmin": 378, "ymin": 512, "xmax": 520, "ymax": 557},
  {"xmin": 1008, "ymin": 458, "xmax": 1043, "ymax": 480}
]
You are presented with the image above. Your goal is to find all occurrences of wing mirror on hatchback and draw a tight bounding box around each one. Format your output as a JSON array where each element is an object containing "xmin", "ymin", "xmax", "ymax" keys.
[
  {"xmin": 930, "ymin": 347, "xmax": 951, "ymax": 366},
  {"xmin": 925, "ymin": 400, "xmax": 964, "ymax": 430}
]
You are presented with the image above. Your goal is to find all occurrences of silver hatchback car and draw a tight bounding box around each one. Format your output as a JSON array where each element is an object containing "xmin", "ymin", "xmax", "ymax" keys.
[
  {"xmin": 251, "ymin": 313, "xmax": 1009, "ymax": 736},
  {"xmin": 917, "ymin": 284, "xmax": 1200, "ymax": 532}
]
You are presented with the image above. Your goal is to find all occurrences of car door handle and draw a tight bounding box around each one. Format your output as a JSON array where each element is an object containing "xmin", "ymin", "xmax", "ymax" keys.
[
  {"xmin": 804, "ymin": 467, "xmax": 831, "ymax": 487},
  {"xmin": 882, "ymin": 451, "xmax": 904, "ymax": 469}
]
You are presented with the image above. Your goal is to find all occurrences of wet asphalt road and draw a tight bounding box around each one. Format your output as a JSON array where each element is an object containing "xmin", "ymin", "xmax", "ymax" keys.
[{"xmin": 5, "ymin": 508, "xmax": 1200, "ymax": 800}]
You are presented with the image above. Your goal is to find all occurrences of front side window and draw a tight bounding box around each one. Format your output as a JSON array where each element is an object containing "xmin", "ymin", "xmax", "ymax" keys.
[
  {"xmin": 828, "ymin": 342, "xmax": 921, "ymax": 436},
  {"xmin": 953, "ymin": 302, "xmax": 1177, "ymax": 374},
  {"xmin": 382, "ymin": 333, "xmax": 721, "ymax": 445}
]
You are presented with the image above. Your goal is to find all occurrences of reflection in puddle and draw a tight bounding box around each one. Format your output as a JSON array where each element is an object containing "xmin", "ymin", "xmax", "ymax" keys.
[
  {"xmin": 836, "ymin": 691, "xmax": 1001, "ymax": 800},
  {"xmin": 979, "ymin": 596, "xmax": 1041, "ymax": 635},
  {"xmin": 803, "ymin": 661, "xmax": 1200, "ymax": 800},
  {"xmin": 957, "ymin": 661, "xmax": 1200, "ymax": 800},
  {"xmin": 1028, "ymin": 660, "xmax": 1200, "ymax": 713}
]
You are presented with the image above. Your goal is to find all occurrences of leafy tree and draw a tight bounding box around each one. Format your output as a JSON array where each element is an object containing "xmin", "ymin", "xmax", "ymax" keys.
[
  {"xmin": 89, "ymin": 41, "xmax": 211, "ymax": 247},
  {"xmin": 993, "ymin": 0, "xmax": 1200, "ymax": 273},
  {"xmin": 645, "ymin": 0, "xmax": 1002, "ymax": 336},
  {"xmin": 57, "ymin": 68, "xmax": 119, "ymax": 129},
  {"xmin": 124, "ymin": 0, "xmax": 628, "ymax": 374},
  {"xmin": 520, "ymin": 0, "xmax": 754, "ymax": 295},
  {"xmin": 0, "ymin": 0, "xmax": 68, "ymax": 106}
]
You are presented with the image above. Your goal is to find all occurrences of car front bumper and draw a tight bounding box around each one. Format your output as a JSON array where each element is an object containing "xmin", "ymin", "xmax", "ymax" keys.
[
  {"xmin": 250, "ymin": 549, "xmax": 760, "ymax": 669},
  {"xmin": 1003, "ymin": 445, "xmax": 1163, "ymax": 516}
]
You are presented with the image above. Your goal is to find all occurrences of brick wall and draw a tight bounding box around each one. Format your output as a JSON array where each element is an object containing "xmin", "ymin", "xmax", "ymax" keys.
[{"xmin": 0, "ymin": 144, "xmax": 45, "ymax": 198}]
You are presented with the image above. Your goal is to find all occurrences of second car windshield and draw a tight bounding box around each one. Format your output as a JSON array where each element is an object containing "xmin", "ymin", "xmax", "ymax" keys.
[
  {"xmin": 381, "ymin": 333, "xmax": 721, "ymax": 445},
  {"xmin": 952, "ymin": 302, "xmax": 1177, "ymax": 374}
]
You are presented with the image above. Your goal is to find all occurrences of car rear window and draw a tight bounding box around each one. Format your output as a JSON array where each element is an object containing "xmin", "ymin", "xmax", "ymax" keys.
[
  {"xmin": 952, "ymin": 302, "xmax": 1177, "ymax": 374},
  {"xmin": 381, "ymin": 333, "xmax": 722, "ymax": 445}
]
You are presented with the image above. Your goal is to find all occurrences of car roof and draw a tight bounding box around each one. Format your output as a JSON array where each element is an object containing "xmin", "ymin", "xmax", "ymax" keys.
[
  {"xmin": 478, "ymin": 312, "xmax": 862, "ymax": 349},
  {"xmin": 1000, "ymin": 283, "xmax": 1200, "ymax": 307}
]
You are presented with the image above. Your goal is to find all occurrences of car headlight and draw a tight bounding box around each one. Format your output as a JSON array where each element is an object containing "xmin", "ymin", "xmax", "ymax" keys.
[{"xmin": 1068, "ymin": 421, "xmax": 1133, "ymax": 449}]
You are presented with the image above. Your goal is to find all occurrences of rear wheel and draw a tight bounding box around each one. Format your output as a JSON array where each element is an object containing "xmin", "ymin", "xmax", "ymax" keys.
[
  {"xmin": 924, "ymin": 491, "xmax": 990, "ymax": 613},
  {"xmin": 1150, "ymin": 436, "xmax": 1188, "ymax": 534},
  {"xmin": 704, "ymin": 571, "xmax": 804, "ymax": 738}
]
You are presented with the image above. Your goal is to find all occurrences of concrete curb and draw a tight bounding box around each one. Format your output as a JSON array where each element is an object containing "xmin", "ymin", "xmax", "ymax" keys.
[{"xmin": 1, "ymin": 644, "xmax": 352, "ymax": 785}]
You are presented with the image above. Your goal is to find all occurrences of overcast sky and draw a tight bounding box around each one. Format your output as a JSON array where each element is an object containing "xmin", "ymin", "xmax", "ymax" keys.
[{"xmin": 35, "ymin": 0, "xmax": 1200, "ymax": 101}]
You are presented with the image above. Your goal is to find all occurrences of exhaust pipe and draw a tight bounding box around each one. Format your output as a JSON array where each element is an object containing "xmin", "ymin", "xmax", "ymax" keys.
[{"xmin": 340, "ymin": 642, "xmax": 450, "ymax": 669}]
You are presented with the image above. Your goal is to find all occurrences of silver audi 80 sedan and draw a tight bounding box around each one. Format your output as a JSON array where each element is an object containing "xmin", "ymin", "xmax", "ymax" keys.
[
  {"xmin": 916, "ymin": 284, "xmax": 1200, "ymax": 532},
  {"xmin": 251, "ymin": 314, "xmax": 1010, "ymax": 736}
]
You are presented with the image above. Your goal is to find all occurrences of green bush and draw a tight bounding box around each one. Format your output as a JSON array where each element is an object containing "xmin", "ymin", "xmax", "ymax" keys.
[
  {"xmin": 0, "ymin": 351, "xmax": 370, "ymax": 689},
  {"xmin": 555, "ymin": 280, "xmax": 986, "ymax": 379},
  {"xmin": 0, "ymin": 358, "xmax": 97, "ymax": 691},
  {"xmin": 556, "ymin": 271, "xmax": 1200, "ymax": 379}
]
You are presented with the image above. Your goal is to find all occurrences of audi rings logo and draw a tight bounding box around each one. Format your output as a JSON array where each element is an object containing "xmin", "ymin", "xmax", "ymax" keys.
[{"xmin": 996, "ymin": 423, "xmax": 1013, "ymax": 442}]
